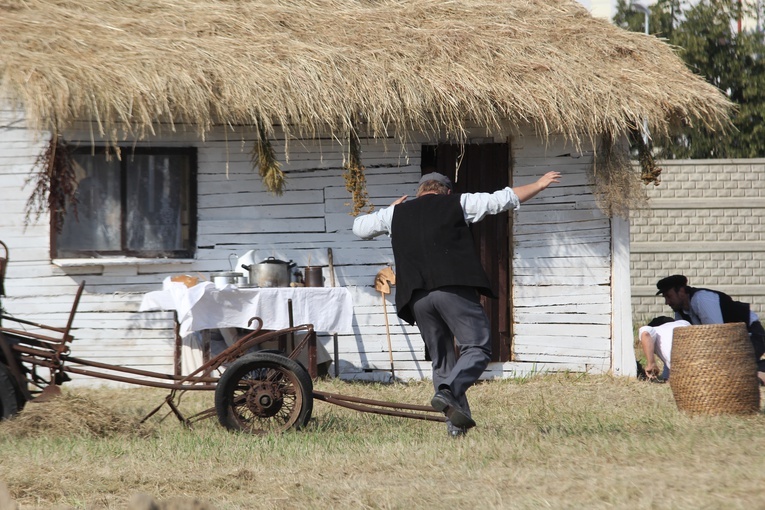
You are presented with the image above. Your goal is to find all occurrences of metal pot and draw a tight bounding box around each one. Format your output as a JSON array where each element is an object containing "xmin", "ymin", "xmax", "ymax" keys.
[
  {"xmin": 241, "ymin": 257, "xmax": 296, "ymax": 288},
  {"xmin": 211, "ymin": 271, "xmax": 241, "ymax": 289},
  {"xmin": 304, "ymin": 266, "xmax": 324, "ymax": 287}
]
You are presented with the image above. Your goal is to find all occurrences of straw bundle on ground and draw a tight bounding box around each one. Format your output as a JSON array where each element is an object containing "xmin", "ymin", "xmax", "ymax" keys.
[
  {"xmin": 669, "ymin": 323, "xmax": 760, "ymax": 416},
  {"xmin": 0, "ymin": 0, "xmax": 732, "ymax": 147},
  {"xmin": 0, "ymin": 392, "xmax": 151, "ymax": 438}
]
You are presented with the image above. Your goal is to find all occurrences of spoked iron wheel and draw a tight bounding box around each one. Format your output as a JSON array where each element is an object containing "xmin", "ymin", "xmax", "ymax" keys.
[{"xmin": 214, "ymin": 352, "xmax": 313, "ymax": 434}]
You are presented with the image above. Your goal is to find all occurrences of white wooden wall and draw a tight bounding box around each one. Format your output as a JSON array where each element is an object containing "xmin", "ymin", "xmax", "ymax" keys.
[
  {"xmin": 507, "ymin": 135, "xmax": 620, "ymax": 376},
  {"xmin": 0, "ymin": 103, "xmax": 630, "ymax": 387}
]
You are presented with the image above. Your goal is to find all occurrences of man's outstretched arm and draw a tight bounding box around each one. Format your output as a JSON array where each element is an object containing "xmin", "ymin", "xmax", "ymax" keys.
[
  {"xmin": 462, "ymin": 171, "xmax": 562, "ymax": 223},
  {"xmin": 352, "ymin": 195, "xmax": 408, "ymax": 239},
  {"xmin": 513, "ymin": 171, "xmax": 561, "ymax": 203}
]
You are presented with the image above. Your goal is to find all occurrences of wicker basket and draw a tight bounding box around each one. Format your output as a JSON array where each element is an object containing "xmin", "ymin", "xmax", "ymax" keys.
[{"xmin": 669, "ymin": 323, "xmax": 760, "ymax": 415}]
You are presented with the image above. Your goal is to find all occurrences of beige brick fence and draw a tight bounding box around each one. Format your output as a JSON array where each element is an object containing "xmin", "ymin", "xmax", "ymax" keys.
[{"xmin": 630, "ymin": 159, "xmax": 765, "ymax": 324}]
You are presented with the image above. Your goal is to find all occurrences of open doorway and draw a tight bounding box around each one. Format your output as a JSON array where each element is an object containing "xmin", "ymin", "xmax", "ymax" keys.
[{"xmin": 421, "ymin": 143, "xmax": 511, "ymax": 362}]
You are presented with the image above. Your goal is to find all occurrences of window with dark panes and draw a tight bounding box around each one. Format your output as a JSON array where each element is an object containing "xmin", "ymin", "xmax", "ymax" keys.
[{"xmin": 53, "ymin": 147, "xmax": 196, "ymax": 259}]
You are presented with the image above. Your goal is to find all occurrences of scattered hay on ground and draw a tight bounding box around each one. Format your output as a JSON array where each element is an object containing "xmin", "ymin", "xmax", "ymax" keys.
[
  {"xmin": 0, "ymin": 392, "xmax": 153, "ymax": 439},
  {"xmin": 0, "ymin": 485, "xmax": 215, "ymax": 510},
  {"xmin": 128, "ymin": 493, "xmax": 216, "ymax": 510},
  {"xmin": 0, "ymin": 482, "xmax": 19, "ymax": 510}
]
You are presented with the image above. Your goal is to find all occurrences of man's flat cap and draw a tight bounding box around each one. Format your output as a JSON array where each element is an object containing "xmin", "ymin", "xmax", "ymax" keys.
[
  {"xmin": 656, "ymin": 274, "xmax": 688, "ymax": 295},
  {"xmin": 418, "ymin": 172, "xmax": 453, "ymax": 190}
]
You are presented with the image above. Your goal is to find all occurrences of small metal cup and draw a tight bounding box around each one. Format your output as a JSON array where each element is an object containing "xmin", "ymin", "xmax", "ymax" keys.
[{"xmin": 304, "ymin": 267, "xmax": 324, "ymax": 287}]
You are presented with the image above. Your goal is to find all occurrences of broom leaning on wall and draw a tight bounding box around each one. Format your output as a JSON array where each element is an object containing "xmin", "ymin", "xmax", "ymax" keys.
[{"xmin": 374, "ymin": 267, "xmax": 397, "ymax": 381}]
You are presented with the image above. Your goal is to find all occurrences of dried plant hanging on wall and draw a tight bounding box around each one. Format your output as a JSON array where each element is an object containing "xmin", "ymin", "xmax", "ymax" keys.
[
  {"xmin": 589, "ymin": 132, "xmax": 648, "ymax": 219},
  {"xmin": 633, "ymin": 130, "xmax": 662, "ymax": 186},
  {"xmin": 24, "ymin": 135, "xmax": 78, "ymax": 234},
  {"xmin": 251, "ymin": 121, "xmax": 286, "ymax": 195},
  {"xmin": 343, "ymin": 131, "xmax": 373, "ymax": 217}
]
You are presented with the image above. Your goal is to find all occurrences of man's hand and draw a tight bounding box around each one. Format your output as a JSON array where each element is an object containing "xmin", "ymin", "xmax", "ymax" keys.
[
  {"xmin": 644, "ymin": 363, "xmax": 660, "ymax": 381},
  {"xmin": 390, "ymin": 195, "xmax": 408, "ymax": 206},
  {"xmin": 536, "ymin": 171, "xmax": 561, "ymax": 191}
]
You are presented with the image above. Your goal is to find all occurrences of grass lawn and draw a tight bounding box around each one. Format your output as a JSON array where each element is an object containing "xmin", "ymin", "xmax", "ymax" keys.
[{"xmin": 2, "ymin": 373, "xmax": 764, "ymax": 509}]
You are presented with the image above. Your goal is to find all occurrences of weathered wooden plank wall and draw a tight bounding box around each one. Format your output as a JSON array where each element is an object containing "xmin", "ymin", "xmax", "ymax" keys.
[
  {"xmin": 1, "ymin": 102, "xmax": 623, "ymax": 386},
  {"xmin": 510, "ymin": 136, "xmax": 613, "ymax": 374}
]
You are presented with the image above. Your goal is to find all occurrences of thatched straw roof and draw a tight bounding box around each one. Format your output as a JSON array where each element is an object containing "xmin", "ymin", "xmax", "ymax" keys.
[{"xmin": 0, "ymin": 0, "xmax": 731, "ymax": 145}]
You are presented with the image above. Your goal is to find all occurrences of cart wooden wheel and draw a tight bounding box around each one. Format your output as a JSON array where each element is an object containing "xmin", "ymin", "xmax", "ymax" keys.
[{"xmin": 215, "ymin": 352, "xmax": 313, "ymax": 434}]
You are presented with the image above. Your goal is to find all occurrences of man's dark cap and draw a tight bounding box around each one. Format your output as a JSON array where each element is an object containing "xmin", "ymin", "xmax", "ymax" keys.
[
  {"xmin": 656, "ymin": 274, "xmax": 687, "ymax": 295},
  {"xmin": 418, "ymin": 172, "xmax": 452, "ymax": 190}
]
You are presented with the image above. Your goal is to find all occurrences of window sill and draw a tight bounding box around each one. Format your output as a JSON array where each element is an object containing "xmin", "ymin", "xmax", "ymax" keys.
[{"xmin": 52, "ymin": 257, "xmax": 196, "ymax": 268}]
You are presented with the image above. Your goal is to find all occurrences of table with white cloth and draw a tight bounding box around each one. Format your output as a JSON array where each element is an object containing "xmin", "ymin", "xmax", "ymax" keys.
[{"xmin": 139, "ymin": 278, "xmax": 353, "ymax": 376}]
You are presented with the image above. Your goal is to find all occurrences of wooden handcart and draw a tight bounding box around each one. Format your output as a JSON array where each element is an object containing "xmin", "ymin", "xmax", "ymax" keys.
[{"xmin": 0, "ymin": 248, "xmax": 445, "ymax": 434}]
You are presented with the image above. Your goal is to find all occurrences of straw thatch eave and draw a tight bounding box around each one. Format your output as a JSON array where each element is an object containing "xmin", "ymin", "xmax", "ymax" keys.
[{"xmin": 0, "ymin": 0, "xmax": 731, "ymax": 149}]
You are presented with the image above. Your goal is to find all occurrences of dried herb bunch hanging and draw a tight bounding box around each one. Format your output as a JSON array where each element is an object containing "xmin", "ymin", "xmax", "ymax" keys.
[
  {"xmin": 632, "ymin": 129, "xmax": 662, "ymax": 186},
  {"xmin": 251, "ymin": 120, "xmax": 286, "ymax": 195},
  {"xmin": 343, "ymin": 131, "xmax": 373, "ymax": 217},
  {"xmin": 24, "ymin": 135, "xmax": 78, "ymax": 234},
  {"xmin": 589, "ymin": 132, "xmax": 647, "ymax": 218}
]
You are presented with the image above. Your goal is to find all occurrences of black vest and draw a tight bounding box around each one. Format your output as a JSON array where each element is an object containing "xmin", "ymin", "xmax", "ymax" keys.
[
  {"xmin": 683, "ymin": 287, "xmax": 751, "ymax": 326},
  {"xmin": 390, "ymin": 193, "xmax": 494, "ymax": 325}
]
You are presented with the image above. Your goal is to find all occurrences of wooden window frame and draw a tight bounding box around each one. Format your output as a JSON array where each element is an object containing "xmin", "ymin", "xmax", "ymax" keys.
[{"xmin": 51, "ymin": 146, "xmax": 197, "ymax": 259}]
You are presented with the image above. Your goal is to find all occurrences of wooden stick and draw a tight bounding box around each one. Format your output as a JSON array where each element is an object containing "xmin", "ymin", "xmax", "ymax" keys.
[
  {"xmin": 382, "ymin": 292, "xmax": 395, "ymax": 380},
  {"xmin": 328, "ymin": 247, "xmax": 336, "ymax": 287}
]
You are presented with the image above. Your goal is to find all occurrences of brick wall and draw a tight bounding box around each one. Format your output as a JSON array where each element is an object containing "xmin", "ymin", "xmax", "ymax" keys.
[{"xmin": 630, "ymin": 159, "xmax": 765, "ymax": 324}]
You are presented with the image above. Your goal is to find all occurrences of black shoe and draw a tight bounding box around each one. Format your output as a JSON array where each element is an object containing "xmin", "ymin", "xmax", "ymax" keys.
[
  {"xmin": 446, "ymin": 421, "xmax": 467, "ymax": 438},
  {"xmin": 431, "ymin": 389, "xmax": 476, "ymax": 429}
]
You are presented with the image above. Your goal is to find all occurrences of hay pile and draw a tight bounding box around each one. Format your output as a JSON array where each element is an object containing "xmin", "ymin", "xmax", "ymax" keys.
[
  {"xmin": 0, "ymin": 392, "xmax": 151, "ymax": 439},
  {"xmin": 0, "ymin": 0, "xmax": 731, "ymax": 147}
]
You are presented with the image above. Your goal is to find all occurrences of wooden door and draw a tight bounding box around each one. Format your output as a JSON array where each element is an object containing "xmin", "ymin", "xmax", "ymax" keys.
[{"xmin": 422, "ymin": 143, "xmax": 511, "ymax": 361}]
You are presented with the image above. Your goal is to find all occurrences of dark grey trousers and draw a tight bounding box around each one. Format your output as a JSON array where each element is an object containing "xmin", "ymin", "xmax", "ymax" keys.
[
  {"xmin": 410, "ymin": 286, "xmax": 492, "ymax": 415},
  {"xmin": 749, "ymin": 320, "xmax": 765, "ymax": 372}
]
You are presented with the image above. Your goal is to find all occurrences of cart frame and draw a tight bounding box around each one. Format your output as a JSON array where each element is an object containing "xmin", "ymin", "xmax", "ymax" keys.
[{"xmin": 0, "ymin": 279, "xmax": 445, "ymax": 433}]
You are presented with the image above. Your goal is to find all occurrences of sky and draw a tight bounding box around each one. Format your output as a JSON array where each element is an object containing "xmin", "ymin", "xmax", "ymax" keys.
[{"xmin": 576, "ymin": 0, "xmax": 657, "ymax": 21}]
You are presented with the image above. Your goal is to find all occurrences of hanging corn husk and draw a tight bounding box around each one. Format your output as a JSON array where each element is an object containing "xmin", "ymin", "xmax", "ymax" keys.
[
  {"xmin": 252, "ymin": 121, "xmax": 286, "ymax": 195},
  {"xmin": 24, "ymin": 134, "xmax": 78, "ymax": 234},
  {"xmin": 343, "ymin": 131, "xmax": 374, "ymax": 217}
]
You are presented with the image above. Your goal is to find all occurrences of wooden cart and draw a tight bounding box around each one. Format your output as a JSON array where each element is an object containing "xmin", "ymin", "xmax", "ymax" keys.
[{"xmin": 0, "ymin": 249, "xmax": 444, "ymax": 434}]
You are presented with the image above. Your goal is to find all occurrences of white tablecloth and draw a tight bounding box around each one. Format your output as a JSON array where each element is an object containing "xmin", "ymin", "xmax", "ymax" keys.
[{"xmin": 140, "ymin": 278, "xmax": 354, "ymax": 337}]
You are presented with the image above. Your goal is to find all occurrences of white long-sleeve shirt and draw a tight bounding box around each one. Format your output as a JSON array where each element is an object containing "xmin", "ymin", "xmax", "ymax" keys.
[
  {"xmin": 352, "ymin": 188, "xmax": 521, "ymax": 239},
  {"xmin": 638, "ymin": 320, "xmax": 691, "ymax": 371}
]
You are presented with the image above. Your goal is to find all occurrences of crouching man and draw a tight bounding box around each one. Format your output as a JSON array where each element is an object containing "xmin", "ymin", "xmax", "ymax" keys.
[
  {"xmin": 656, "ymin": 274, "xmax": 765, "ymax": 385},
  {"xmin": 638, "ymin": 316, "xmax": 690, "ymax": 381}
]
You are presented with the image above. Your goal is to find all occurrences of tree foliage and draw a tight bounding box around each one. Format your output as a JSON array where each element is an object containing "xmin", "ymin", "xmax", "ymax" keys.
[{"xmin": 614, "ymin": 0, "xmax": 765, "ymax": 158}]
